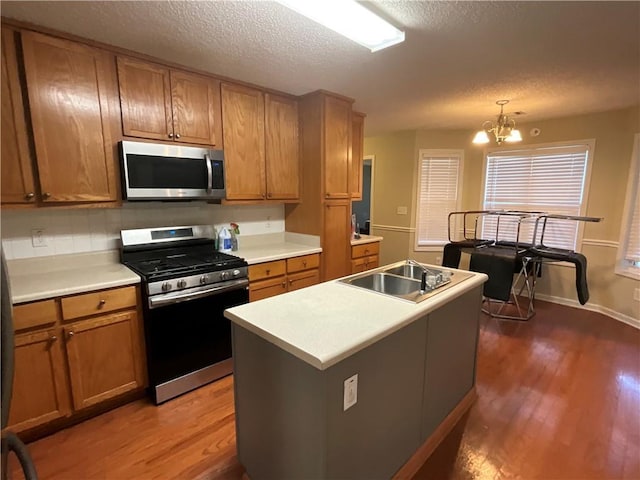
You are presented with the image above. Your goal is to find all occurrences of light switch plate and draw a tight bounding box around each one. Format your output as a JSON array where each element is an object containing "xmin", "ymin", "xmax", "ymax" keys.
[
  {"xmin": 31, "ymin": 228, "xmax": 47, "ymax": 248},
  {"xmin": 343, "ymin": 374, "xmax": 358, "ymax": 411}
]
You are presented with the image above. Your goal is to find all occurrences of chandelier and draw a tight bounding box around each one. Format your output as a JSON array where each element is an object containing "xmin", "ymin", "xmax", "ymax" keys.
[{"xmin": 472, "ymin": 100, "xmax": 522, "ymax": 145}]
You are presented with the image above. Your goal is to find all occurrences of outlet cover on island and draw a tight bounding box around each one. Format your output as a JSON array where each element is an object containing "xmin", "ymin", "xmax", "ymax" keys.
[
  {"xmin": 396, "ymin": 206, "xmax": 408, "ymax": 215},
  {"xmin": 343, "ymin": 373, "xmax": 358, "ymax": 411},
  {"xmin": 31, "ymin": 228, "xmax": 47, "ymax": 248}
]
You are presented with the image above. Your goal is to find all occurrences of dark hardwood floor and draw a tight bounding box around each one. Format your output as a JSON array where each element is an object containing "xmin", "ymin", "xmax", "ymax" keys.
[{"xmin": 8, "ymin": 300, "xmax": 640, "ymax": 480}]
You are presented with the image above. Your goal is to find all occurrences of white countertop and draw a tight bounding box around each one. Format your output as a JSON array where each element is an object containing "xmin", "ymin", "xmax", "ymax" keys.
[
  {"xmin": 8, "ymin": 251, "xmax": 141, "ymax": 304},
  {"xmin": 7, "ymin": 232, "xmax": 323, "ymax": 304},
  {"xmin": 351, "ymin": 234, "xmax": 383, "ymax": 246},
  {"xmin": 235, "ymin": 232, "xmax": 322, "ymax": 265},
  {"xmin": 225, "ymin": 262, "xmax": 488, "ymax": 371}
]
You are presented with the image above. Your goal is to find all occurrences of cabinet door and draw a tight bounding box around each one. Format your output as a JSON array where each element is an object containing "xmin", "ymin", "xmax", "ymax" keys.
[
  {"xmin": 117, "ymin": 56, "xmax": 173, "ymax": 141},
  {"xmin": 265, "ymin": 93, "xmax": 299, "ymax": 200},
  {"xmin": 324, "ymin": 96, "xmax": 351, "ymax": 199},
  {"xmin": 21, "ymin": 32, "xmax": 118, "ymax": 203},
  {"xmin": 64, "ymin": 310, "xmax": 144, "ymax": 410},
  {"xmin": 1, "ymin": 29, "xmax": 36, "ymax": 205},
  {"xmin": 421, "ymin": 288, "xmax": 482, "ymax": 440},
  {"xmin": 171, "ymin": 70, "xmax": 221, "ymax": 146},
  {"xmin": 8, "ymin": 329, "xmax": 71, "ymax": 433},
  {"xmin": 351, "ymin": 112, "xmax": 365, "ymax": 200},
  {"xmin": 221, "ymin": 83, "xmax": 266, "ymax": 200},
  {"xmin": 323, "ymin": 200, "xmax": 351, "ymax": 281}
]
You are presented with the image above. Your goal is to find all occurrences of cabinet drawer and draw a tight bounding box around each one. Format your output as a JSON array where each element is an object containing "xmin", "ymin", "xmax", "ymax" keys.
[
  {"xmin": 288, "ymin": 270, "xmax": 320, "ymax": 292},
  {"xmin": 13, "ymin": 299, "xmax": 59, "ymax": 331},
  {"xmin": 249, "ymin": 277, "xmax": 287, "ymax": 302},
  {"xmin": 287, "ymin": 254, "xmax": 320, "ymax": 274},
  {"xmin": 365, "ymin": 255, "xmax": 379, "ymax": 270},
  {"xmin": 61, "ymin": 286, "xmax": 137, "ymax": 321},
  {"xmin": 351, "ymin": 257, "xmax": 366, "ymax": 274},
  {"xmin": 248, "ymin": 260, "xmax": 286, "ymax": 282},
  {"xmin": 352, "ymin": 242, "xmax": 380, "ymax": 259}
]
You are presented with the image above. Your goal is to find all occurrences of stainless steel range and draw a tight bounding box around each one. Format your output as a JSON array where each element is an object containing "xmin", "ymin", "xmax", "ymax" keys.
[{"xmin": 120, "ymin": 225, "xmax": 249, "ymax": 404}]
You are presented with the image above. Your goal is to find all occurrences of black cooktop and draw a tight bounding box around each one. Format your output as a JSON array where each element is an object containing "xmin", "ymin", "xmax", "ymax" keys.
[{"xmin": 122, "ymin": 242, "xmax": 247, "ymax": 281}]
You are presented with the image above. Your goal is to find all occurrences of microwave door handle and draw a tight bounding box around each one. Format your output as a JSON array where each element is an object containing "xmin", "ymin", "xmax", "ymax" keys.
[{"xmin": 205, "ymin": 154, "xmax": 213, "ymax": 194}]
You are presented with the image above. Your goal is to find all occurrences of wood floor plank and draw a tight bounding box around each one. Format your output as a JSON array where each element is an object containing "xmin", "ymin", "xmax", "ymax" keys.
[{"xmin": 7, "ymin": 299, "xmax": 640, "ymax": 480}]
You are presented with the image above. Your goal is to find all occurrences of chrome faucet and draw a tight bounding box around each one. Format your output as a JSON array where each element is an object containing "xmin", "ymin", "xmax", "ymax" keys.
[{"xmin": 407, "ymin": 259, "xmax": 437, "ymax": 293}]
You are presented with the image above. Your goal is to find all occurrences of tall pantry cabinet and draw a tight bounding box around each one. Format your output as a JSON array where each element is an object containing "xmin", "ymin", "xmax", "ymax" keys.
[{"xmin": 285, "ymin": 91, "xmax": 354, "ymax": 281}]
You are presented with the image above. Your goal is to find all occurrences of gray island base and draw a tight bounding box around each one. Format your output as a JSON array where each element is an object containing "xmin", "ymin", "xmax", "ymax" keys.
[{"xmin": 225, "ymin": 262, "xmax": 487, "ymax": 479}]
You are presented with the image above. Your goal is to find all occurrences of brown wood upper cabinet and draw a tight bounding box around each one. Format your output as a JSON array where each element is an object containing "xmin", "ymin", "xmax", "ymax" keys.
[
  {"xmin": 351, "ymin": 111, "xmax": 366, "ymax": 200},
  {"xmin": 1, "ymin": 28, "xmax": 36, "ymax": 205},
  {"xmin": 117, "ymin": 56, "xmax": 222, "ymax": 146},
  {"xmin": 324, "ymin": 96, "xmax": 352, "ymax": 200},
  {"xmin": 11, "ymin": 31, "xmax": 120, "ymax": 204},
  {"xmin": 222, "ymin": 83, "xmax": 299, "ymax": 202}
]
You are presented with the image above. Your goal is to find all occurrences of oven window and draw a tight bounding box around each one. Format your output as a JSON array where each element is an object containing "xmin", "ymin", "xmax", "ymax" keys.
[
  {"xmin": 144, "ymin": 287, "xmax": 248, "ymax": 386},
  {"xmin": 126, "ymin": 154, "xmax": 207, "ymax": 189}
]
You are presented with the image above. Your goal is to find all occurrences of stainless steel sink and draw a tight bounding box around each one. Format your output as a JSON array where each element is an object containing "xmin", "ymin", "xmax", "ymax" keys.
[
  {"xmin": 383, "ymin": 264, "xmax": 444, "ymax": 281},
  {"xmin": 349, "ymin": 272, "xmax": 420, "ymax": 296},
  {"xmin": 339, "ymin": 261, "xmax": 474, "ymax": 303}
]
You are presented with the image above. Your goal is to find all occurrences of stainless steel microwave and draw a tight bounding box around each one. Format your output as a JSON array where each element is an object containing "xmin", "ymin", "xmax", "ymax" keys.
[{"xmin": 119, "ymin": 141, "xmax": 225, "ymax": 201}]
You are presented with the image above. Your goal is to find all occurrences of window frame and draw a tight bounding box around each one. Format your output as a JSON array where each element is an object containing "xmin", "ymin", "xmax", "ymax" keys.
[
  {"xmin": 414, "ymin": 149, "xmax": 465, "ymax": 252},
  {"xmin": 479, "ymin": 139, "xmax": 595, "ymax": 254},
  {"xmin": 615, "ymin": 133, "xmax": 640, "ymax": 280}
]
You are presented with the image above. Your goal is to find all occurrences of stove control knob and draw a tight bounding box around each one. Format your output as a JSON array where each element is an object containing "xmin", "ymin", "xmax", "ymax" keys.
[
  {"xmin": 233, "ymin": 269, "xmax": 241, "ymax": 277},
  {"xmin": 220, "ymin": 271, "xmax": 229, "ymax": 280},
  {"xmin": 177, "ymin": 279, "xmax": 187, "ymax": 289},
  {"xmin": 199, "ymin": 275, "xmax": 209, "ymax": 285},
  {"xmin": 161, "ymin": 282, "xmax": 172, "ymax": 292}
]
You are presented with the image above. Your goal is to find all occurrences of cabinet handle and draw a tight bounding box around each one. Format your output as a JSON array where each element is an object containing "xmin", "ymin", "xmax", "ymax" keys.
[
  {"xmin": 326, "ymin": 193, "xmax": 330, "ymax": 198},
  {"xmin": 49, "ymin": 335, "xmax": 57, "ymax": 342},
  {"xmin": 266, "ymin": 269, "xmax": 270, "ymax": 275},
  {"xmin": 98, "ymin": 299, "xmax": 106, "ymax": 308},
  {"xmin": 289, "ymin": 279, "xmax": 293, "ymax": 285},
  {"xmin": 42, "ymin": 192, "xmax": 51, "ymax": 200},
  {"xmin": 24, "ymin": 192, "xmax": 35, "ymax": 200},
  {"xmin": 281, "ymin": 281, "xmax": 286, "ymax": 288},
  {"xmin": 267, "ymin": 193, "xmax": 272, "ymax": 198},
  {"xmin": 303, "ymin": 261, "xmax": 307, "ymax": 267},
  {"xmin": 168, "ymin": 133, "xmax": 174, "ymax": 138},
  {"xmin": 175, "ymin": 133, "xmax": 181, "ymax": 139},
  {"xmin": 364, "ymin": 249, "xmax": 369, "ymax": 254},
  {"xmin": 67, "ymin": 330, "xmax": 75, "ymax": 339}
]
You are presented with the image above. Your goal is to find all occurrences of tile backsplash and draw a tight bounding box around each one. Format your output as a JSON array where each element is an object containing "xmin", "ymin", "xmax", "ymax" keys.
[{"xmin": 1, "ymin": 202, "xmax": 285, "ymax": 260}]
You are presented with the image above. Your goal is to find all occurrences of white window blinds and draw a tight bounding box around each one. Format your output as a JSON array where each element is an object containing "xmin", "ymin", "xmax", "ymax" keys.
[
  {"xmin": 482, "ymin": 144, "xmax": 590, "ymax": 250},
  {"xmin": 621, "ymin": 134, "xmax": 640, "ymax": 268},
  {"xmin": 416, "ymin": 151, "xmax": 462, "ymax": 247}
]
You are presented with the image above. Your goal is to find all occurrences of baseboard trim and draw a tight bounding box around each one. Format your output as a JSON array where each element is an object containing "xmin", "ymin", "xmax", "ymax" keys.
[{"xmin": 536, "ymin": 293, "xmax": 640, "ymax": 329}]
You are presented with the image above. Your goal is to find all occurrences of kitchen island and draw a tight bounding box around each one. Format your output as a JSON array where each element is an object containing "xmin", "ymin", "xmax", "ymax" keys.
[{"xmin": 224, "ymin": 261, "xmax": 488, "ymax": 479}]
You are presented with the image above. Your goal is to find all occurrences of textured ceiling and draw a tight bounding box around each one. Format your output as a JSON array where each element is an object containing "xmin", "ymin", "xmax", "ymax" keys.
[{"xmin": 1, "ymin": 1, "xmax": 639, "ymax": 135}]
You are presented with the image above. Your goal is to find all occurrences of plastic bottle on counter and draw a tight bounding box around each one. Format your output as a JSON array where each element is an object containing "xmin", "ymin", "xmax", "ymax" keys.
[{"xmin": 218, "ymin": 227, "xmax": 232, "ymax": 253}]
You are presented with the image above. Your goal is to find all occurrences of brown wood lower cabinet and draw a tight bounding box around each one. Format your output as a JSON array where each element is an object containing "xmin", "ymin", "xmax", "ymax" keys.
[
  {"xmin": 249, "ymin": 253, "xmax": 320, "ymax": 302},
  {"xmin": 351, "ymin": 241, "xmax": 380, "ymax": 274},
  {"xmin": 7, "ymin": 285, "xmax": 146, "ymax": 436}
]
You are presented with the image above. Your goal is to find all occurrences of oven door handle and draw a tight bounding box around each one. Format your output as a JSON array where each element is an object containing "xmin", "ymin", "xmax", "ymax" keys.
[
  {"xmin": 205, "ymin": 154, "xmax": 213, "ymax": 194},
  {"xmin": 149, "ymin": 279, "xmax": 249, "ymax": 309}
]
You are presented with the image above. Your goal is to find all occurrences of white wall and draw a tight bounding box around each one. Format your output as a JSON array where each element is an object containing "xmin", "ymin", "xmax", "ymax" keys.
[{"xmin": 1, "ymin": 202, "xmax": 285, "ymax": 260}]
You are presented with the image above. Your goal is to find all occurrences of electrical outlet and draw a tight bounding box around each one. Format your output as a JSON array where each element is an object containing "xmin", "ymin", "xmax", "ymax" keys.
[
  {"xmin": 396, "ymin": 206, "xmax": 408, "ymax": 215},
  {"xmin": 435, "ymin": 256, "xmax": 442, "ymax": 265},
  {"xmin": 343, "ymin": 374, "xmax": 358, "ymax": 411},
  {"xmin": 266, "ymin": 215, "xmax": 271, "ymax": 229},
  {"xmin": 634, "ymin": 288, "xmax": 640, "ymax": 302},
  {"xmin": 31, "ymin": 228, "xmax": 47, "ymax": 248}
]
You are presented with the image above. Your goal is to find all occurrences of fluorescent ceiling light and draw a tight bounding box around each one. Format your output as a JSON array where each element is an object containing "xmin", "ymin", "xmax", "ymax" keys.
[{"xmin": 277, "ymin": 0, "xmax": 405, "ymax": 52}]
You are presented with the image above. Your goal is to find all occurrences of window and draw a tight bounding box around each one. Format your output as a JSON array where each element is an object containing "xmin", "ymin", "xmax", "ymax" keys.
[
  {"xmin": 617, "ymin": 133, "xmax": 640, "ymax": 278},
  {"xmin": 415, "ymin": 150, "xmax": 463, "ymax": 249},
  {"xmin": 481, "ymin": 142, "xmax": 592, "ymax": 250}
]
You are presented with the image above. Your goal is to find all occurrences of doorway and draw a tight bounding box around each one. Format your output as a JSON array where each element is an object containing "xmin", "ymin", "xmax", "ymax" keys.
[{"xmin": 352, "ymin": 155, "xmax": 374, "ymax": 234}]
